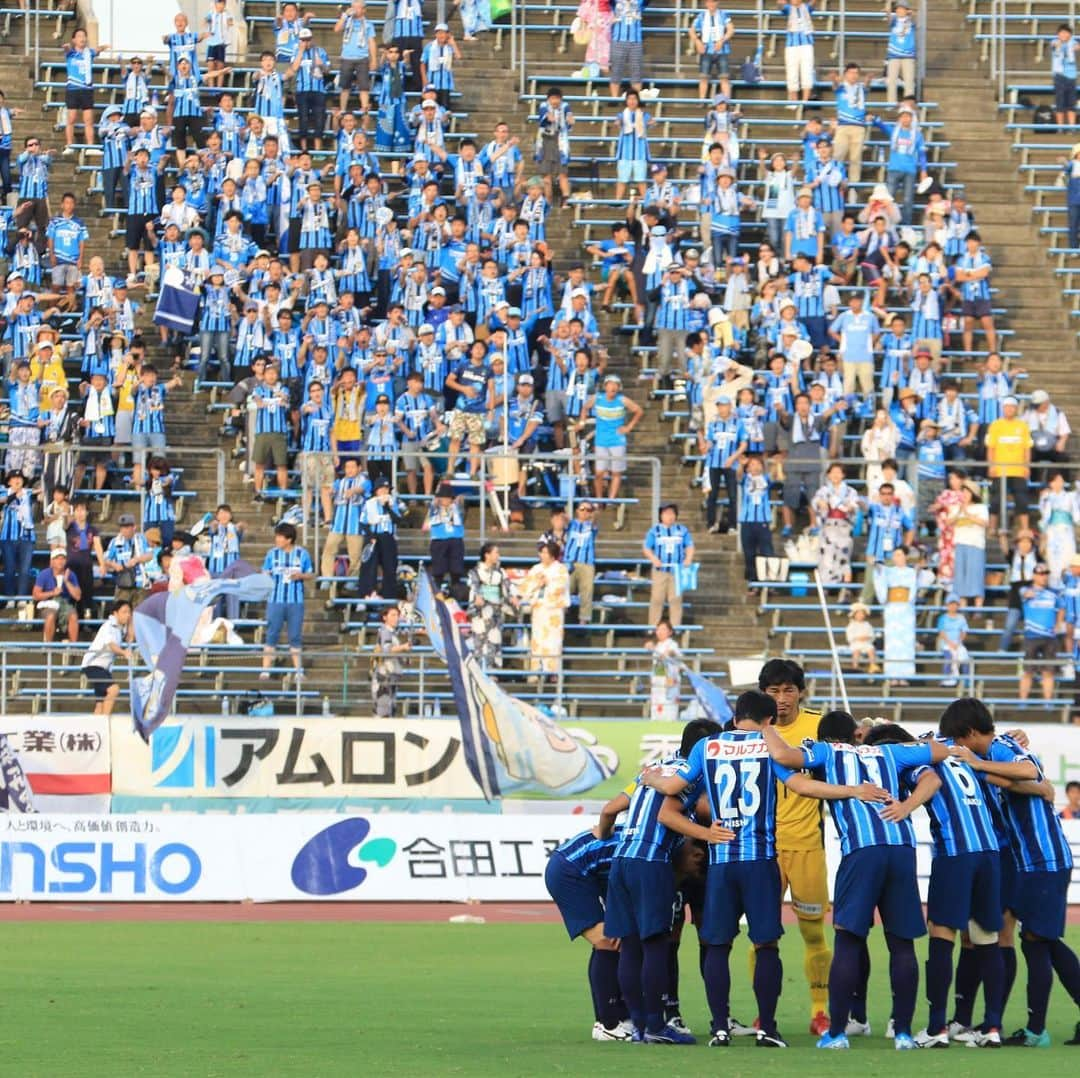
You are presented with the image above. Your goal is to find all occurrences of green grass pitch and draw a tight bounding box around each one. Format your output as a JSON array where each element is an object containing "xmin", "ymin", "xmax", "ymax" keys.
[{"xmin": 8, "ymin": 922, "xmax": 1078, "ymax": 1076}]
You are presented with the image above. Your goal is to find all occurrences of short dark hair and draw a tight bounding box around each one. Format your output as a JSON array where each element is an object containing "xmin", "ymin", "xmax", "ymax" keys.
[
  {"xmin": 734, "ymin": 690, "xmax": 778, "ymax": 726},
  {"xmin": 758, "ymin": 658, "xmax": 805, "ymax": 693},
  {"xmin": 111, "ymin": 599, "xmax": 132, "ymax": 615},
  {"xmin": 679, "ymin": 718, "xmax": 723, "ymax": 757},
  {"xmin": 479, "ymin": 541, "xmax": 499, "ymax": 562},
  {"xmin": 878, "ymin": 482, "xmax": 894, "ymax": 494},
  {"xmin": 938, "ymin": 697, "xmax": 995, "ymax": 740},
  {"xmin": 862, "ymin": 723, "xmax": 915, "ymax": 746},
  {"xmin": 1066, "ymin": 780, "xmax": 1080, "ymax": 794},
  {"xmin": 818, "ymin": 710, "xmax": 857, "ymax": 744},
  {"xmin": 274, "ymin": 522, "xmax": 297, "ymax": 543}
]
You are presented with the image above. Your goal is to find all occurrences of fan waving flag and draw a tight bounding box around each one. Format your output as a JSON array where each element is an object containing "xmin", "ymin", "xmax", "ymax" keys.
[
  {"xmin": 422, "ymin": 574, "xmax": 613, "ymax": 800},
  {"xmin": 130, "ymin": 560, "xmax": 274, "ymax": 741},
  {"xmin": 681, "ymin": 664, "xmax": 734, "ymax": 725},
  {"xmin": 153, "ymin": 266, "xmax": 200, "ymax": 335}
]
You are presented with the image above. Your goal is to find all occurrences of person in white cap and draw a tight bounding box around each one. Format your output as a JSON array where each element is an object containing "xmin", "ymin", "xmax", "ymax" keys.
[
  {"xmin": 421, "ymin": 23, "xmax": 461, "ymax": 110},
  {"xmin": 985, "ymin": 395, "xmax": 1033, "ymax": 532},
  {"xmin": 1025, "ymin": 388, "xmax": 1071, "ymax": 464},
  {"xmin": 32, "ymin": 548, "xmax": 82, "ymax": 643}
]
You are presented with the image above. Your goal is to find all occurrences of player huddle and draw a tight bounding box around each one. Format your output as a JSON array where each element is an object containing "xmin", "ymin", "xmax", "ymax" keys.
[{"xmin": 545, "ymin": 659, "xmax": 1080, "ymax": 1049}]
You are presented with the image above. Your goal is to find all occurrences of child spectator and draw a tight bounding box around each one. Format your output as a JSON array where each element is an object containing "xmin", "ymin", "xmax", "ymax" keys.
[{"xmin": 845, "ymin": 600, "xmax": 879, "ymax": 673}]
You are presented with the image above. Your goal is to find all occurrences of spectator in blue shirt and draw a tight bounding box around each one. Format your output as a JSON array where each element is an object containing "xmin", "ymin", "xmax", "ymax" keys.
[
  {"xmin": 261, "ymin": 521, "xmax": 314, "ymax": 682},
  {"xmin": 689, "ymin": 0, "xmax": 735, "ymax": 101},
  {"xmin": 1051, "ymin": 22, "xmax": 1078, "ymax": 127},
  {"xmin": 955, "ymin": 232, "xmax": 998, "ymax": 355},
  {"xmin": 870, "ymin": 108, "xmax": 927, "ymax": 226},
  {"xmin": 936, "ymin": 595, "xmax": 969, "ymax": 687},
  {"xmin": 1020, "ymin": 563, "xmax": 1063, "ymax": 701},
  {"xmin": 335, "ymin": 0, "xmax": 378, "ymax": 117},
  {"xmin": 644, "ymin": 503, "xmax": 695, "ymax": 627},
  {"xmin": 425, "ymin": 482, "xmax": 466, "ymax": 589},
  {"xmin": 63, "ymin": 27, "xmax": 110, "ymax": 153},
  {"xmin": 829, "ymin": 291, "xmax": 880, "ymax": 399},
  {"xmin": 885, "ymin": 2, "xmax": 918, "ymax": 106},
  {"xmin": 1061, "ymin": 144, "xmax": 1080, "ymax": 248},
  {"xmin": 32, "ymin": 548, "xmax": 82, "ymax": 643},
  {"xmin": 45, "ymin": 192, "xmax": 88, "ymax": 309}
]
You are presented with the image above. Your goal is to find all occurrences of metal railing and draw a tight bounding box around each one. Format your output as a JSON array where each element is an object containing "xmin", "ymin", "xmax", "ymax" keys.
[
  {"xmin": 0, "ymin": 638, "xmax": 693, "ymax": 719},
  {"xmin": 295, "ymin": 447, "xmax": 663, "ymax": 567},
  {"xmin": 32, "ymin": 443, "xmax": 228, "ymax": 521}
]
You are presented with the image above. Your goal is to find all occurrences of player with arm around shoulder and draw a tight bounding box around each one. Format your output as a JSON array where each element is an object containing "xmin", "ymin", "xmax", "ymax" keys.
[{"xmin": 762, "ymin": 709, "xmax": 948, "ymax": 1050}]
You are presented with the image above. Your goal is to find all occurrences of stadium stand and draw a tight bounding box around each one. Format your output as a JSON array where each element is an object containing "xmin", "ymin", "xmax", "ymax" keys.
[{"xmin": 0, "ymin": 0, "xmax": 1076, "ymax": 724}]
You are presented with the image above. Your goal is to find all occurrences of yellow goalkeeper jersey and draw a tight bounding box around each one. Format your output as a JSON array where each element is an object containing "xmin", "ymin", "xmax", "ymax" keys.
[{"xmin": 774, "ymin": 706, "xmax": 825, "ymax": 852}]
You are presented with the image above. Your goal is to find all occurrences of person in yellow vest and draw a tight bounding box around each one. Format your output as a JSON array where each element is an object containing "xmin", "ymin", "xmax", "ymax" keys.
[
  {"xmin": 31, "ymin": 334, "xmax": 68, "ymax": 412},
  {"xmin": 742, "ymin": 657, "xmax": 831, "ymax": 1036},
  {"xmin": 331, "ymin": 366, "xmax": 364, "ymax": 459},
  {"xmin": 112, "ymin": 345, "xmax": 142, "ymax": 454}
]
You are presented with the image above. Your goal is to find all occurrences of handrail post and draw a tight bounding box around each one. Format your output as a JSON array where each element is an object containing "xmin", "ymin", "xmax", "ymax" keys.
[
  {"xmin": 418, "ymin": 651, "xmax": 425, "ymax": 717},
  {"xmin": 46, "ymin": 647, "xmax": 52, "ymax": 714},
  {"xmin": 675, "ymin": 0, "xmax": 682, "ymax": 77},
  {"xmin": 518, "ymin": 0, "xmax": 526, "ymax": 97},
  {"xmin": 917, "ymin": 0, "xmax": 927, "ymax": 93},
  {"xmin": 838, "ymin": 3, "xmax": 846, "ymax": 73},
  {"xmin": 216, "ymin": 449, "xmax": 225, "ymax": 507},
  {"xmin": 1, "ymin": 648, "xmax": 7, "ymax": 717},
  {"xmin": 757, "ymin": 0, "xmax": 764, "ymax": 53}
]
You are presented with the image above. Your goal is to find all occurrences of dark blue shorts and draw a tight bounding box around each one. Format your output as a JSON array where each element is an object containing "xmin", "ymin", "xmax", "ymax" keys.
[
  {"xmin": 803, "ymin": 315, "xmax": 828, "ymax": 349},
  {"xmin": 1011, "ymin": 868, "xmax": 1070, "ymax": 940},
  {"xmin": 833, "ymin": 845, "xmax": 926, "ymax": 940},
  {"xmin": 927, "ymin": 850, "xmax": 1002, "ymax": 934},
  {"xmin": 544, "ymin": 852, "xmax": 604, "ymax": 940},
  {"xmin": 700, "ymin": 859, "xmax": 784, "ymax": 946},
  {"xmin": 998, "ymin": 848, "xmax": 1017, "ymax": 914},
  {"xmin": 603, "ymin": 858, "xmax": 676, "ymax": 941}
]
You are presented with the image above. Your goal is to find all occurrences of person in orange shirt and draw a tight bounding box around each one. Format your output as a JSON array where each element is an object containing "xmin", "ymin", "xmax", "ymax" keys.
[{"xmin": 985, "ymin": 395, "xmax": 1033, "ymax": 532}]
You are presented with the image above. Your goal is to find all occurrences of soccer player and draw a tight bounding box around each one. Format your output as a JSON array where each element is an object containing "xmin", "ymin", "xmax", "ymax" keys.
[
  {"xmin": 941, "ymin": 699, "xmax": 1080, "ymax": 1048},
  {"xmin": 754, "ymin": 659, "xmax": 831, "ymax": 1034},
  {"xmin": 544, "ymin": 826, "xmax": 633, "ymax": 1042},
  {"xmin": 600, "ymin": 719, "xmax": 730, "ymax": 1044},
  {"xmin": 865, "ymin": 722, "xmax": 1006, "ymax": 1048},
  {"xmin": 644, "ymin": 691, "xmax": 889, "ymax": 1048},
  {"xmin": 762, "ymin": 709, "xmax": 950, "ymax": 1050}
]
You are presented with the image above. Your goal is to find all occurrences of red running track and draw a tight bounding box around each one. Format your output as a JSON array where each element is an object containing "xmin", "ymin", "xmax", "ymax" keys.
[{"xmin": 3, "ymin": 902, "xmax": 1078, "ymax": 924}]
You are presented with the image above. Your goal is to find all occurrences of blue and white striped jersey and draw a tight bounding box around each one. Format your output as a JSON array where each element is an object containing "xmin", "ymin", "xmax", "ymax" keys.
[{"xmin": 800, "ymin": 740, "xmax": 931, "ymax": 856}]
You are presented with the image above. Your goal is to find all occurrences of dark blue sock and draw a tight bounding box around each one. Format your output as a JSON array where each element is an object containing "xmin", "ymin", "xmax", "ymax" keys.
[
  {"xmin": 1001, "ymin": 945, "xmax": 1018, "ymax": 1015},
  {"xmin": 664, "ymin": 939, "xmax": 681, "ymax": 1021},
  {"xmin": 849, "ymin": 939, "xmax": 871, "ymax": 1023},
  {"xmin": 617, "ymin": 935, "xmax": 645, "ymax": 1031},
  {"xmin": 951, "ymin": 945, "xmax": 979, "ymax": 1027},
  {"xmin": 641, "ymin": 934, "xmax": 670, "ymax": 1034},
  {"xmin": 886, "ymin": 932, "xmax": 918, "ymax": 1037},
  {"xmin": 828, "ymin": 930, "xmax": 863, "ymax": 1037},
  {"xmin": 703, "ymin": 944, "xmax": 732, "ymax": 1034},
  {"xmin": 925, "ymin": 936, "xmax": 954, "ymax": 1034},
  {"xmin": 1048, "ymin": 938, "xmax": 1080, "ymax": 1007},
  {"xmin": 587, "ymin": 949, "xmax": 603, "ymax": 1022},
  {"xmin": 976, "ymin": 943, "xmax": 1005, "ymax": 1031},
  {"xmin": 590, "ymin": 948, "xmax": 623, "ymax": 1028},
  {"xmin": 1021, "ymin": 938, "xmax": 1053, "ymax": 1035},
  {"xmin": 753, "ymin": 945, "xmax": 783, "ymax": 1036}
]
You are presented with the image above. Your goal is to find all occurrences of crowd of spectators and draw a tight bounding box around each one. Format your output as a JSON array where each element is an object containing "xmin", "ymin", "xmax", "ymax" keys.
[{"xmin": 0, "ymin": 0, "xmax": 1078, "ymax": 712}]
